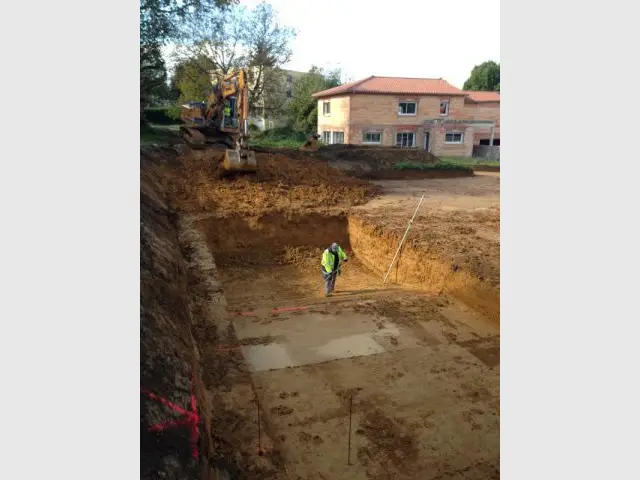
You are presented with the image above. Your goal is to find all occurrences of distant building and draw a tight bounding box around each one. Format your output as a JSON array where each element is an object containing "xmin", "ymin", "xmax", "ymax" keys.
[
  {"xmin": 250, "ymin": 68, "xmax": 306, "ymax": 131},
  {"xmin": 312, "ymin": 75, "xmax": 499, "ymax": 157}
]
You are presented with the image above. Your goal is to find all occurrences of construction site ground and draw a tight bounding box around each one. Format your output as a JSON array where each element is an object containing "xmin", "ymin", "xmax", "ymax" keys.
[{"xmin": 140, "ymin": 146, "xmax": 500, "ymax": 480}]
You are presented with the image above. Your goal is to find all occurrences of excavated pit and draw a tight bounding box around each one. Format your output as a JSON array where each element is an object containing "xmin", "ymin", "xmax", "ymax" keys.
[
  {"xmin": 142, "ymin": 146, "xmax": 500, "ymax": 479},
  {"xmin": 191, "ymin": 211, "xmax": 500, "ymax": 478},
  {"xmin": 197, "ymin": 211, "xmax": 499, "ymax": 323}
]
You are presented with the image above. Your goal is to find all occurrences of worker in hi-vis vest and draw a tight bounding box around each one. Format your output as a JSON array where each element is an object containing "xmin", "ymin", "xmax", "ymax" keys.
[{"xmin": 321, "ymin": 242, "xmax": 348, "ymax": 297}]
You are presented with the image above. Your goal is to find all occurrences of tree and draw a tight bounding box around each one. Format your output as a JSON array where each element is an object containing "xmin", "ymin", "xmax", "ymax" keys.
[
  {"xmin": 463, "ymin": 61, "xmax": 500, "ymax": 91},
  {"xmin": 169, "ymin": 56, "xmax": 217, "ymax": 102},
  {"xmin": 171, "ymin": 1, "xmax": 295, "ymax": 116},
  {"xmin": 140, "ymin": 0, "xmax": 236, "ymax": 46},
  {"xmin": 287, "ymin": 66, "xmax": 341, "ymax": 133},
  {"xmin": 139, "ymin": 0, "xmax": 236, "ymax": 118},
  {"xmin": 243, "ymin": 2, "xmax": 296, "ymax": 112},
  {"xmin": 140, "ymin": 45, "xmax": 169, "ymax": 116}
]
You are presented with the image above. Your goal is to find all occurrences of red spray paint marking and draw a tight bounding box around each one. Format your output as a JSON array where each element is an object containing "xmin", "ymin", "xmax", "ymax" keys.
[
  {"xmin": 217, "ymin": 345, "xmax": 242, "ymax": 352},
  {"xmin": 272, "ymin": 306, "xmax": 308, "ymax": 314},
  {"xmin": 141, "ymin": 375, "xmax": 200, "ymax": 459},
  {"xmin": 234, "ymin": 306, "xmax": 309, "ymax": 317}
]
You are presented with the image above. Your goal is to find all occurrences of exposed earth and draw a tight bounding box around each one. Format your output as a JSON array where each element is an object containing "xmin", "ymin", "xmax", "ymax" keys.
[{"xmin": 140, "ymin": 145, "xmax": 500, "ymax": 480}]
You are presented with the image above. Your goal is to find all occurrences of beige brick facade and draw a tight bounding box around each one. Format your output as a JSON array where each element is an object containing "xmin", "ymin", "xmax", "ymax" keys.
[
  {"xmin": 317, "ymin": 96, "xmax": 350, "ymax": 145},
  {"xmin": 316, "ymin": 92, "xmax": 498, "ymax": 157},
  {"xmin": 460, "ymin": 100, "xmax": 500, "ymax": 144}
]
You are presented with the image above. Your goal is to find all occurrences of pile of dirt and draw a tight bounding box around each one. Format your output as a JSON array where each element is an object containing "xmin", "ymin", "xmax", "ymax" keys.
[
  {"xmin": 153, "ymin": 147, "xmax": 379, "ymax": 215},
  {"xmin": 252, "ymin": 145, "xmax": 474, "ymax": 180}
]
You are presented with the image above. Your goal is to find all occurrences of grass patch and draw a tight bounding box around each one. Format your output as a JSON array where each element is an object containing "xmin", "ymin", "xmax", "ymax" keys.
[
  {"xmin": 439, "ymin": 156, "xmax": 500, "ymax": 168},
  {"xmin": 249, "ymin": 126, "xmax": 308, "ymax": 148},
  {"xmin": 140, "ymin": 124, "xmax": 180, "ymax": 146},
  {"xmin": 395, "ymin": 161, "xmax": 473, "ymax": 173}
]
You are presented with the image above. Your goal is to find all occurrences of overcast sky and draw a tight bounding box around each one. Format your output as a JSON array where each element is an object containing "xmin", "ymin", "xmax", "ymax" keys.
[{"xmin": 165, "ymin": 0, "xmax": 500, "ymax": 88}]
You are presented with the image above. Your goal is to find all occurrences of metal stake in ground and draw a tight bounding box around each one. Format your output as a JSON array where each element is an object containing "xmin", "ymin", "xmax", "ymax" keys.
[
  {"xmin": 347, "ymin": 394, "xmax": 353, "ymax": 465},
  {"xmin": 382, "ymin": 194, "xmax": 426, "ymax": 285},
  {"xmin": 256, "ymin": 396, "xmax": 262, "ymax": 455}
]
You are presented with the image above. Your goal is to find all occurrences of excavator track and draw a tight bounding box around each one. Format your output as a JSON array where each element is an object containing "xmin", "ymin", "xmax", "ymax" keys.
[{"xmin": 179, "ymin": 126, "xmax": 208, "ymax": 149}]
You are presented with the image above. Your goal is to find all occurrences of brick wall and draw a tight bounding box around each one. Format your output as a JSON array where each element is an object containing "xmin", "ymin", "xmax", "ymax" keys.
[
  {"xmin": 349, "ymin": 94, "xmax": 469, "ymax": 125},
  {"xmin": 317, "ymin": 96, "xmax": 350, "ymax": 142},
  {"xmin": 348, "ymin": 94, "xmax": 469, "ymax": 148},
  {"xmin": 429, "ymin": 126, "xmax": 474, "ymax": 157},
  {"xmin": 461, "ymin": 101, "xmax": 500, "ymax": 143}
]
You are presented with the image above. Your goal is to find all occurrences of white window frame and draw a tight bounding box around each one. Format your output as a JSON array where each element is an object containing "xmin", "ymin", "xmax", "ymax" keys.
[
  {"xmin": 395, "ymin": 131, "xmax": 416, "ymax": 148},
  {"xmin": 332, "ymin": 131, "xmax": 345, "ymax": 144},
  {"xmin": 322, "ymin": 131, "xmax": 331, "ymax": 143},
  {"xmin": 323, "ymin": 101, "xmax": 331, "ymax": 116},
  {"xmin": 444, "ymin": 131, "xmax": 464, "ymax": 144},
  {"xmin": 362, "ymin": 131, "xmax": 382, "ymax": 144},
  {"xmin": 398, "ymin": 101, "xmax": 417, "ymax": 116},
  {"xmin": 439, "ymin": 100, "xmax": 449, "ymax": 116}
]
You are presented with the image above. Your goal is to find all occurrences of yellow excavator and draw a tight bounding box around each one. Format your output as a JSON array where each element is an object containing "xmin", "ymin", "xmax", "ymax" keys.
[{"xmin": 179, "ymin": 70, "xmax": 257, "ymax": 172}]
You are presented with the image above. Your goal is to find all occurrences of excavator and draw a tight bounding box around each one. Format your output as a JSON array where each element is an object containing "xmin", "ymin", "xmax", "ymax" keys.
[{"xmin": 179, "ymin": 69, "xmax": 257, "ymax": 173}]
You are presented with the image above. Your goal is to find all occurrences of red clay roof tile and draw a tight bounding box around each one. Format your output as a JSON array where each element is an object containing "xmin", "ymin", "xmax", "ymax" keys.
[
  {"xmin": 312, "ymin": 76, "xmax": 465, "ymax": 97},
  {"xmin": 464, "ymin": 91, "xmax": 500, "ymax": 102}
]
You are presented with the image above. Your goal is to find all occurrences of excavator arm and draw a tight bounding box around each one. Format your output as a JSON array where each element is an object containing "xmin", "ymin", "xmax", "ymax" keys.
[{"xmin": 179, "ymin": 70, "xmax": 257, "ymax": 173}]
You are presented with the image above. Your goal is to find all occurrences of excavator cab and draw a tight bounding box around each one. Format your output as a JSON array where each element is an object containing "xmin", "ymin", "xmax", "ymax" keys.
[{"xmin": 222, "ymin": 97, "xmax": 239, "ymax": 129}]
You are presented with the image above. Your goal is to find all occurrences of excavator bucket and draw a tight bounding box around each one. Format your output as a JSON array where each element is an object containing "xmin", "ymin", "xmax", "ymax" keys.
[
  {"xmin": 223, "ymin": 148, "xmax": 257, "ymax": 172},
  {"xmin": 300, "ymin": 134, "xmax": 321, "ymax": 151}
]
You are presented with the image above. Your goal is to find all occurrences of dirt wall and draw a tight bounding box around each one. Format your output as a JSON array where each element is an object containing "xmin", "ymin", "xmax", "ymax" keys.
[
  {"xmin": 197, "ymin": 212, "xmax": 349, "ymax": 256},
  {"xmin": 141, "ymin": 163, "xmax": 214, "ymax": 479},
  {"xmin": 141, "ymin": 152, "xmax": 255, "ymax": 480},
  {"xmin": 348, "ymin": 216, "xmax": 500, "ymax": 323}
]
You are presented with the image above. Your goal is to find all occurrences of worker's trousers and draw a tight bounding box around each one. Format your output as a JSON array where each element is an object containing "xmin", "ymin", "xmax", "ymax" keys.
[{"xmin": 322, "ymin": 269, "xmax": 337, "ymax": 295}]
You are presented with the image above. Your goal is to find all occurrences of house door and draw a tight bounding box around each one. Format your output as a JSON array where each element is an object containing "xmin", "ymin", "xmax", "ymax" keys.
[{"xmin": 424, "ymin": 132, "xmax": 430, "ymax": 151}]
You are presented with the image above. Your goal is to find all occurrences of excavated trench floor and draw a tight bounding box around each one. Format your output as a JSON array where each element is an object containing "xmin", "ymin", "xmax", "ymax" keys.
[{"xmin": 196, "ymin": 212, "xmax": 500, "ymax": 480}]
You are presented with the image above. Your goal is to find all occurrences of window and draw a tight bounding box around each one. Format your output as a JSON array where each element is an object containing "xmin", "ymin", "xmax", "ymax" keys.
[
  {"xmin": 439, "ymin": 101, "xmax": 449, "ymax": 116},
  {"xmin": 322, "ymin": 131, "xmax": 345, "ymax": 144},
  {"xmin": 445, "ymin": 132, "xmax": 464, "ymax": 144},
  {"xmin": 323, "ymin": 101, "xmax": 331, "ymax": 115},
  {"xmin": 396, "ymin": 132, "xmax": 415, "ymax": 147},
  {"xmin": 286, "ymin": 90, "xmax": 292, "ymax": 98},
  {"xmin": 363, "ymin": 131, "xmax": 382, "ymax": 144},
  {"xmin": 398, "ymin": 101, "xmax": 417, "ymax": 115}
]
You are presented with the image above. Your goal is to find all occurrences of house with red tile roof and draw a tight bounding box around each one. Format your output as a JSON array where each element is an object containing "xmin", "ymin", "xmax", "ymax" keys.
[{"xmin": 312, "ymin": 76, "xmax": 499, "ymax": 156}]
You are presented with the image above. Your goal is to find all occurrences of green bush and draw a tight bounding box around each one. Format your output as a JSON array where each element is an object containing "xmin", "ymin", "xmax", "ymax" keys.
[
  {"xmin": 143, "ymin": 106, "xmax": 181, "ymax": 125},
  {"xmin": 438, "ymin": 156, "xmax": 500, "ymax": 168},
  {"xmin": 394, "ymin": 161, "xmax": 473, "ymax": 173},
  {"xmin": 249, "ymin": 126, "xmax": 308, "ymax": 147},
  {"xmin": 165, "ymin": 104, "xmax": 182, "ymax": 121}
]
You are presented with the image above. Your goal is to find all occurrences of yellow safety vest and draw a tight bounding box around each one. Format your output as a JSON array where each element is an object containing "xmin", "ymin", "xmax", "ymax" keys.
[{"xmin": 321, "ymin": 246, "xmax": 347, "ymax": 273}]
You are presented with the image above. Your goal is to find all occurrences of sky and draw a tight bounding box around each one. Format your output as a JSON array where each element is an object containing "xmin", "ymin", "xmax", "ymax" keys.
[{"xmin": 165, "ymin": 0, "xmax": 500, "ymax": 89}]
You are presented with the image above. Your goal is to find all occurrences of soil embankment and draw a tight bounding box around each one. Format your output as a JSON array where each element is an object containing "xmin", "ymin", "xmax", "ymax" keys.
[{"xmin": 252, "ymin": 144, "xmax": 474, "ymax": 180}]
